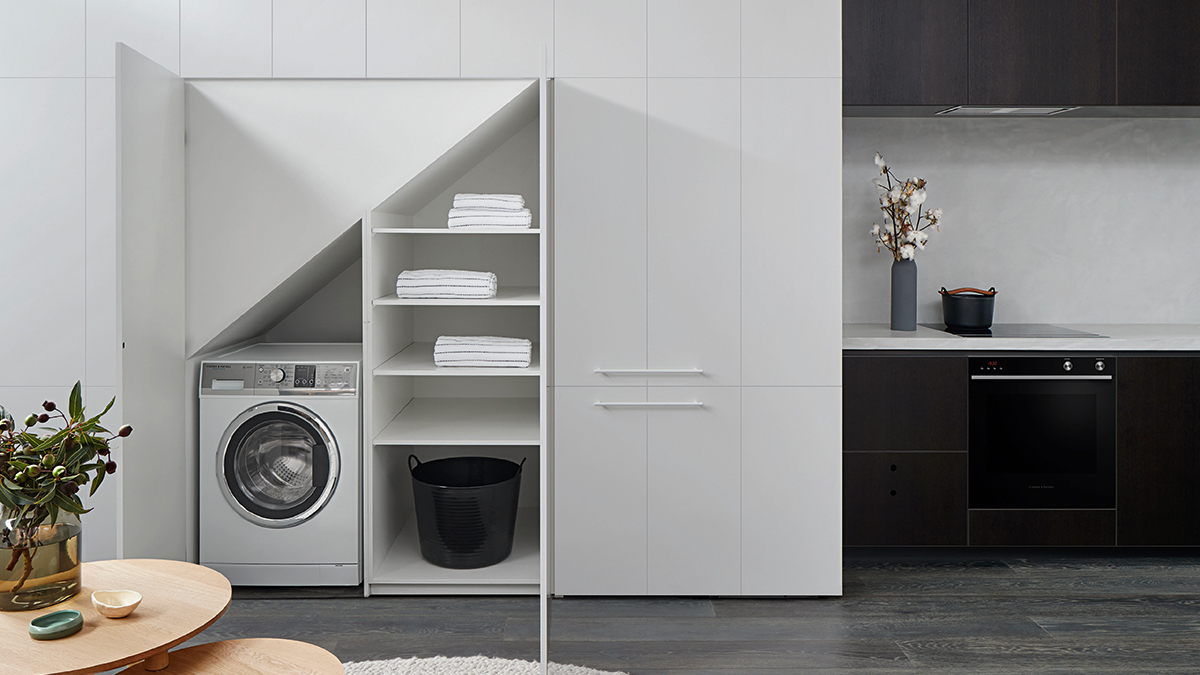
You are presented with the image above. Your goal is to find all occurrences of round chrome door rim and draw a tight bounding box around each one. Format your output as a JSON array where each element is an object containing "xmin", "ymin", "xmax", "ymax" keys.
[{"xmin": 216, "ymin": 401, "xmax": 341, "ymax": 529}]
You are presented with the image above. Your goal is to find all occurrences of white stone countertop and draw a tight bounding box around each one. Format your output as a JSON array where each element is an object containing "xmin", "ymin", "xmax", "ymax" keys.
[{"xmin": 844, "ymin": 324, "xmax": 1200, "ymax": 351}]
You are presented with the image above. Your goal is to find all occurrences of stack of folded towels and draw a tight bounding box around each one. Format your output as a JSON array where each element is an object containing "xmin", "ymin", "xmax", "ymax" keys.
[
  {"xmin": 395, "ymin": 269, "xmax": 497, "ymax": 299},
  {"xmin": 434, "ymin": 336, "xmax": 532, "ymax": 368},
  {"xmin": 447, "ymin": 193, "xmax": 532, "ymax": 229}
]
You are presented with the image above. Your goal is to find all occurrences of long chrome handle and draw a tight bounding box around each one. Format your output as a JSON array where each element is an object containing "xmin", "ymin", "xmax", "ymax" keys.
[
  {"xmin": 971, "ymin": 375, "xmax": 1113, "ymax": 380},
  {"xmin": 594, "ymin": 368, "xmax": 704, "ymax": 375},
  {"xmin": 594, "ymin": 401, "xmax": 704, "ymax": 407}
]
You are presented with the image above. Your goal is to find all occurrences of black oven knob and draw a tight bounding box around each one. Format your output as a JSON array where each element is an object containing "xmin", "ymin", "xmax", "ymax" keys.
[
  {"xmin": 1063, "ymin": 360, "xmax": 1073, "ymax": 372},
  {"xmin": 1095, "ymin": 360, "xmax": 1106, "ymax": 371}
]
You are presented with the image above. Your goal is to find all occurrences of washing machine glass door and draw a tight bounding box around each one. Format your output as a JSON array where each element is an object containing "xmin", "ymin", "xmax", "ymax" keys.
[{"xmin": 218, "ymin": 402, "xmax": 340, "ymax": 528}]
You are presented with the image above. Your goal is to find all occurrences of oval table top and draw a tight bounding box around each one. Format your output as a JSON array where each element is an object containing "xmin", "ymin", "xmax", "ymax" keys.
[{"xmin": 0, "ymin": 558, "xmax": 232, "ymax": 675}]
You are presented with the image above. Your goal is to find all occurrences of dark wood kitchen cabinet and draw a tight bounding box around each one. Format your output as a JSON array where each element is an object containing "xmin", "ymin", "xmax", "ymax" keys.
[
  {"xmin": 843, "ymin": 354, "xmax": 967, "ymax": 451},
  {"xmin": 1116, "ymin": 356, "xmax": 1200, "ymax": 545},
  {"xmin": 1117, "ymin": 1, "xmax": 1200, "ymax": 105},
  {"xmin": 842, "ymin": 0, "xmax": 968, "ymax": 105},
  {"xmin": 843, "ymin": 354, "xmax": 968, "ymax": 545},
  {"xmin": 845, "ymin": 452, "xmax": 968, "ymax": 545},
  {"xmin": 968, "ymin": 0, "xmax": 1116, "ymax": 105}
]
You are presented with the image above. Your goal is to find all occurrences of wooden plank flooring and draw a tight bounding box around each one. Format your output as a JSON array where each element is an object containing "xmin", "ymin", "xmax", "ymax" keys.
[{"xmin": 179, "ymin": 552, "xmax": 1200, "ymax": 673}]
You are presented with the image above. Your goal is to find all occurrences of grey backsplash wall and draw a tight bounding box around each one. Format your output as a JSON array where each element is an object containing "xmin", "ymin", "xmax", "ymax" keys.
[{"xmin": 843, "ymin": 117, "xmax": 1200, "ymax": 325}]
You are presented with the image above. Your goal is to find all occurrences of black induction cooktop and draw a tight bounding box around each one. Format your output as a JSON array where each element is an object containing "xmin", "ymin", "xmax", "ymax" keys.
[{"xmin": 919, "ymin": 323, "xmax": 1106, "ymax": 338}]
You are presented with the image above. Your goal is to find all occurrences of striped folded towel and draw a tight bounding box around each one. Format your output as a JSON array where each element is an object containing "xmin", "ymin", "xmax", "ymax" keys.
[
  {"xmin": 453, "ymin": 193, "xmax": 525, "ymax": 210},
  {"xmin": 395, "ymin": 269, "xmax": 497, "ymax": 299},
  {"xmin": 434, "ymin": 336, "xmax": 532, "ymax": 368},
  {"xmin": 447, "ymin": 207, "xmax": 533, "ymax": 229}
]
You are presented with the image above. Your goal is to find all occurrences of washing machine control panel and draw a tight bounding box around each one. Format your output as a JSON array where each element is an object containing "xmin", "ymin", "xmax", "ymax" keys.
[{"xmin": 254, "ymin": 363, "xmax": 358, "ymax": 393}]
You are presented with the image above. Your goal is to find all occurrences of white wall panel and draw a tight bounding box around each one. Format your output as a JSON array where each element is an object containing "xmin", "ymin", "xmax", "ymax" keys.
[
  {"xmin": 180, "ymin": 0, "xmax": 272, "ymax": 77},
  {"xmin": 461, "ymin": 0, "xmax": 553, "ymax": 78},
  {"xmin": 0, "ymin": 80, "xmax": 86, "ymax": 388},
  {"xmin": 742, "ymin": 78, "xmax": 841, "ymax": 387},
  {"xmin": 647, "ymin": 0, "xmax": 738, "ymax": 77},
  {"xmin": 0, "ymin": 0, "xmax": 85, "ymax": 77},
  {"xmin": 552, "ymin": 79, "xmax": 648, "ymax": 386},
  {"xmin": 366, "ymin": 0, "xmax": 459, "ymax": 78},
  {"xmin": 86, "ymin": 0, "xmax": 180, "ymax": 77},
  {"xmin": 741, "ymin": 386, "xmax": 841, "ymax": 596},
  {"xmin": 554, "ymin": 0, "xmax": 646, "ymax": 78},
  {"xmin": 273, "ymin": 0, "xmax": 367, "ymax": 78},
  {"xmin": 86, "ymin": 79, "xmax": 119, "ymax": 388},
  {"xmin": 80, "ymin": 385, "xmax": 121, "ymax": 562},
  {"xmin": 742, "ymin": 0, "xmax": 841, "ymax": 78},
  {"xmin": 647, "ymin": 78, "xmax": 740, "ymax": 385}
]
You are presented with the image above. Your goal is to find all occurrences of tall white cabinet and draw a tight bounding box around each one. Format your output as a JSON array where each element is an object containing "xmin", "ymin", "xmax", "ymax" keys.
[{"xmin": 552, "ymin": 72, "xmax": 842, "ymax": 596}]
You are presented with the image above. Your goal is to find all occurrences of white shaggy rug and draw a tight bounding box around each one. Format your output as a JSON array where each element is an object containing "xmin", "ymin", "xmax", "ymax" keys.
[{"xmin": 343, "ymin": 655, "xmax": 628, "ymax": 675}]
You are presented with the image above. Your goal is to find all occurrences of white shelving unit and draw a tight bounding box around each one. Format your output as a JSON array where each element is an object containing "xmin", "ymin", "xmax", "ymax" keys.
[{"xmin": 361, "ymin": 78, "xmax": 547, "ymax": 601}]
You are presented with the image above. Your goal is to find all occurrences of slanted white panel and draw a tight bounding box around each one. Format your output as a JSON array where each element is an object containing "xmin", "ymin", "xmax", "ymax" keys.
[
  {"xmin": 184, "ymin": 79, "xmax": 535, "ymax": 356},
  {"xmin": 117, "ymin": 44, "xmax": 186, "ymax": 560}
]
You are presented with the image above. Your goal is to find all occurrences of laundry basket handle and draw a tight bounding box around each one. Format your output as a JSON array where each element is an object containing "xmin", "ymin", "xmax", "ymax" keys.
[{"xmin": 408, "ymin": 454, "xmax": 421, "ymax": 473}]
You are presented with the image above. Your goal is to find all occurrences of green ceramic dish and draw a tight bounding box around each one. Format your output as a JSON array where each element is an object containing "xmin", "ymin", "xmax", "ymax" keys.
[{"xmin": 28, "ymin": 609, "xmax": 83, "ymax": 640}]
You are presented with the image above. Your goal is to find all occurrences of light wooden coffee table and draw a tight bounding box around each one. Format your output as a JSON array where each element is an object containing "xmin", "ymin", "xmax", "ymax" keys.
[{"xmin": 0, "ymin": 558, "xmax": 232, "ymax": 675}]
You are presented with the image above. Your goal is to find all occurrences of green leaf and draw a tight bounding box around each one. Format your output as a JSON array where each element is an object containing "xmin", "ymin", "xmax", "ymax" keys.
[
  {"xmin": 51, "ymin": 492, "xmax": 88, "ymax": 515},
  {"xmin": 33, "ymin": 487, "xmax": 56, "ymax": 505},
  {"xmin": 68, "ymin": 381, "xmax": 83, "ymax": 423},
  {"xmin": 0, "ymin": 481, "xmax": 20, "ymax": 510},
  {"xmin": 88, "ymin": 468, "xmax": 106, "ymax": 497},
  {"xmin": 83, "ymin": 397, "xmax": 115, "ymax": 427},
  {"xmin": 47, "ymin": 501, "xmax": 59, "ymax": 525}
]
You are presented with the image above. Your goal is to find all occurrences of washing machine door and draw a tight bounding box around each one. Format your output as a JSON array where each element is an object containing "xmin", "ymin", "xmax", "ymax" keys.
[{"xmin": 217, "ymin": 402, "xmax": 340, "ymax": 528}]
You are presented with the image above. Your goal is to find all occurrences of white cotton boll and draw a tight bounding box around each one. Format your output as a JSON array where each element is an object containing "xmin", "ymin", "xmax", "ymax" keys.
[
  {"xmin": 904, "ymin": 203, "xmax": 917, "ymax": 215},
  {"xmin": 900, "ymin": 244, "xmax": 916, "ymax": 259},
  {"xmin": 888, "ymin": 188, "xmax": 901, "ymax": 202},
  {"xmin": 915, "ymin": 230, "xmax": 929, "ymax": 244},
  {"xmin": 875, "ymin": 153, "xmax": 886, "ymax": 168},
  {"xmin": 870, "ymin": 224, "xmax": 881, "ymax": 237},
  {"xmin": 911, "ymin": 189, "xmax": 927, "ymax": 206}
]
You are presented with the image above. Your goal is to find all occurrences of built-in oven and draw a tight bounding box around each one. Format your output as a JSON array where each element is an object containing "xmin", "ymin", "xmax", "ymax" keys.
[{"xmin": 969, "ymin": 356, "xmax": 1116, "ymax": 508}]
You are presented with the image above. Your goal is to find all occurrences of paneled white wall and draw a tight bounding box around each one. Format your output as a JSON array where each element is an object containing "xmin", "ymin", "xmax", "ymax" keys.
[{"xmin": 0, "ymin": 0, "xmax": 833, "ymax": 563}]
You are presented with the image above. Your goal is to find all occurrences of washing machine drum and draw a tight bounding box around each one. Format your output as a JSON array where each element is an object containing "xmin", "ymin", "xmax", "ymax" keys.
[{"xmin": 218, "ymin": 402, "xmax": 340, "ymax": 528}]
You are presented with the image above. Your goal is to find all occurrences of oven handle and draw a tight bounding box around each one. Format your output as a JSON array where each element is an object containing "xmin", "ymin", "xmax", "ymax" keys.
[{"xmin": 970, "ymin": 375, "xmax": 1112, "ymax": 380}]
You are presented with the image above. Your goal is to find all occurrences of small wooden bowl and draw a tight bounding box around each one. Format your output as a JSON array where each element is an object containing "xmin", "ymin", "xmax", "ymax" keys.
[{"xmin": 91, "ymin": 590, "xmax": 142, "ymax": 618}]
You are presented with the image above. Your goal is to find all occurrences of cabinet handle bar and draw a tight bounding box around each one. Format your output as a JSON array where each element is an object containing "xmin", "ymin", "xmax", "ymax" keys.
[
  {"xmin": 594, "ymin": 401, "xmax": 705, "ymax": 407},
  {"xmin": 594, "ymin": 368, "xmax": 704, "ymax": 374},
  {"xmin": 970, "ymin": 375, "xmax": 1113, "ymax": 380}
]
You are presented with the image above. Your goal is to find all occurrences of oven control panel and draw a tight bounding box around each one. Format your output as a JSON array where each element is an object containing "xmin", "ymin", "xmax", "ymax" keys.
[{"xmin": 970, "ymin": 356, "xmax": 1115, "ymax": 377}]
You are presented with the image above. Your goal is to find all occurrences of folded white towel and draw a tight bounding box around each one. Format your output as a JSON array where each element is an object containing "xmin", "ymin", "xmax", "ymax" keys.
[
  {"xmin": 396, "ymin": 269, "xmax": 497, "ymax": 299},
  {"xmin": 434, "ymin": 336, "xmax": 532, "ymax": 368},
  {"xmin": 453, "ymin": 193, "xmax": 525, "ymax": 210},
  {"xmin": 447, "ymin": 207, "xmax": 533, "ymax": 229}
]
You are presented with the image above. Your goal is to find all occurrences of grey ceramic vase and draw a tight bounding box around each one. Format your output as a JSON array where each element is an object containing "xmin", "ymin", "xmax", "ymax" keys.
[{"xmin": 891, "ymin": 258, "xmax": 917, "ymax": 331}]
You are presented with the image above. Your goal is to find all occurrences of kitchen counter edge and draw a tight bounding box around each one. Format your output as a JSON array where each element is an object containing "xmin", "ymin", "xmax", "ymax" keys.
[{"xmin": 844, "ymin": 324, "xmax": 1200, "ymax": 351}]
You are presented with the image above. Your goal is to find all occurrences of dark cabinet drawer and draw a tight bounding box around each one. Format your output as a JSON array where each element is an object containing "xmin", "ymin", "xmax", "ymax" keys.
[
  {"xmin": 843, "ymin": 355, "xmax": 967, "ymax": 452},
  {"xmin": 1117, "ymin": 356, "xmax": 1200, "ymax": 545},
  {"xmin": 843, "ymin": 0, "xmax": 968, "ymax": 106},
  {"xmin": 845, "ymin": 452, "xmax": 968, "ymax": 546},
  {"xmin": 970, "ymin": 509, "xmax": 1115, "ymax": 546}
]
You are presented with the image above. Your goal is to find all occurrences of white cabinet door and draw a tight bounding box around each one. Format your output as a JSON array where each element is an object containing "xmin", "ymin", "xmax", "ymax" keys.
[
  {"xmin": 647, "ymin": 386, "xmax": 741, "ymax": 595},
  {"xmin": 553, "ymin": 79, "xmax": 649, "ymax": 387},
  {"xmin": 741, "ymin": 78, "xmax": 842, "ymax": 387},
  {"xmin": 741, "ymin": 387, "xmax": 842, "ymax": 596},
  {"xmin": 553, "ymin": 386, "xmax": 648, "ymax": 595},
  {"xmin": 647, "ymin": 78, "xmax": 741, "ymax": 386}
]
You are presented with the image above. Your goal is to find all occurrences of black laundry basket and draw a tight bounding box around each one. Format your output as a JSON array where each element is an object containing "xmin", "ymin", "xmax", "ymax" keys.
[{"xmin": 408, "ymin": 455, "xmax": 525, "ymax": 569}]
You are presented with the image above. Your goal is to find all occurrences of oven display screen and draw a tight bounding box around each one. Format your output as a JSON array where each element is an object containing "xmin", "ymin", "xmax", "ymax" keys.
[{"xmin": 293, "ymin": 365, "xmax": 315, "ymax": 388}]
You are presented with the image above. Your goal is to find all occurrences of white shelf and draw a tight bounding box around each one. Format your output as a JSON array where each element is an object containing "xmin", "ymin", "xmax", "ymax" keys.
[
  {"xmin": 371, "ymin": 508, "xmax": 540, "ymax": 594},
  {"xmin": 373, "ymin": 286, "xmax": 540, "ymax": 306},
  {"xmin": 374, "ymin": 397, "xmax": 540, "ymax": 445},
  {"xmin": 372, "ymin": 228, "xmax": 540, "ymax": 235},
  {"xmin": 374, "ymin": 342, "xmax": 540, "ymax": 377}
]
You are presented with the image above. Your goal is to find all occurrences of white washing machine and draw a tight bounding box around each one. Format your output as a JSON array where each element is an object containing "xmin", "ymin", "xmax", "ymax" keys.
[{"xmin": 199, "ymin": 343, "xmax": 361, "ymax": 586}]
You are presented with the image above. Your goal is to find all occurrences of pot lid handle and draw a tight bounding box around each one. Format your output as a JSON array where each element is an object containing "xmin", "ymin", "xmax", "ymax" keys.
[{"xmin": 940, "ymin": 287, "xmax": 997, "ymax": 296}]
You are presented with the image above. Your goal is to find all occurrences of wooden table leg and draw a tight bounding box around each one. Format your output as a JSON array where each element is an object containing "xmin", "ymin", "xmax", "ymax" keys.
[{"xmin": 142, "ymin": 649, "xmax": 170, "ymax": 672}]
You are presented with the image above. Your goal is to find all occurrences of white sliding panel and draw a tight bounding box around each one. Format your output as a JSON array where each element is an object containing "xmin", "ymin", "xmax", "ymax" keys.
[
  {"xmin": 741, "ymin": 387, "xmax": 842, "ymax": 595},
  {"xmin": 553, "ymin": 79, "xmax": 649, "ymax": 387},
  {"xmin": 647, "ymin": 78, "xmax": 741, "ymax": 386},
  {"xmin": 117, "ymin": 44, "xmax": 186, "ymax": 560},
  {"xmin": 741, "ymin": 78, "xmax": 842, "ymax": 387}
]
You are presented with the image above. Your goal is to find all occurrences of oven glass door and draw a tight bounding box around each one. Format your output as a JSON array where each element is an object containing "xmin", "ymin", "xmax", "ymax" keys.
[{"xmin": 970, "ymin": 378, "xmax": 1115, "ymax": 508}]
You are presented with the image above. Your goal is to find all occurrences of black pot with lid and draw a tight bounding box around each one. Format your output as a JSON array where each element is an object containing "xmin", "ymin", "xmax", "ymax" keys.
[{"xmin": 939, "ymin": 287, "xmax": 996, "ymax": 329}]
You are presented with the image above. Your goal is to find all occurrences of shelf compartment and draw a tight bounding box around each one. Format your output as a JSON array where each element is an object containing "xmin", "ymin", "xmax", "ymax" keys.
[
  {"xmin": 373, "ymin": 286, "xmax": 540, "ymax": 306},
  {"xmin": 372, "ymin": 227, "xmax": 540, "ymax": 235},
  {"xmin": 374, "ymin": 397, "xmax": 540, "ymax": 445},
  {"xmin": 370, "ymin": 508, "xmax": 539, "ymax": 595},
  {"xmin": 375, "ymin": 342, "xmax": 540, "ymax": 377}
]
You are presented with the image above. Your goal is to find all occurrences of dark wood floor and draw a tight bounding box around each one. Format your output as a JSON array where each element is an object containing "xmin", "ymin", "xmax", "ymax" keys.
[{"xmin": 182, "ymin": 550, "xmax": 1200, "ymax": 674}]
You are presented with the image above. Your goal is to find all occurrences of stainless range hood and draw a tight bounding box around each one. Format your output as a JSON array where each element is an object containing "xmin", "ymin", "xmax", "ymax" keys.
[
  {"xmin": 935, "ymin": 105, "xmax": 1079, "ymax": 116},
  {"xmin": 844, "ymin": 105, "xmax": 1200, "ymax": 119}
]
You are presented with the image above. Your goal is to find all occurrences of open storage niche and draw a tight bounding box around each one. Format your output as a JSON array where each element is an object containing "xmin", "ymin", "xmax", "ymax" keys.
[{"xmin": 362, "ymin": 80, "xmax": 546, "ymax": 596}]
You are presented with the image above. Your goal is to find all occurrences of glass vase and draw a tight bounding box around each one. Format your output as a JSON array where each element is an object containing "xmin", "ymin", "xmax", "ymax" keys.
[{"xmin": 0, "ymin": 508, "xmax": 81, "ymax": 611}]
